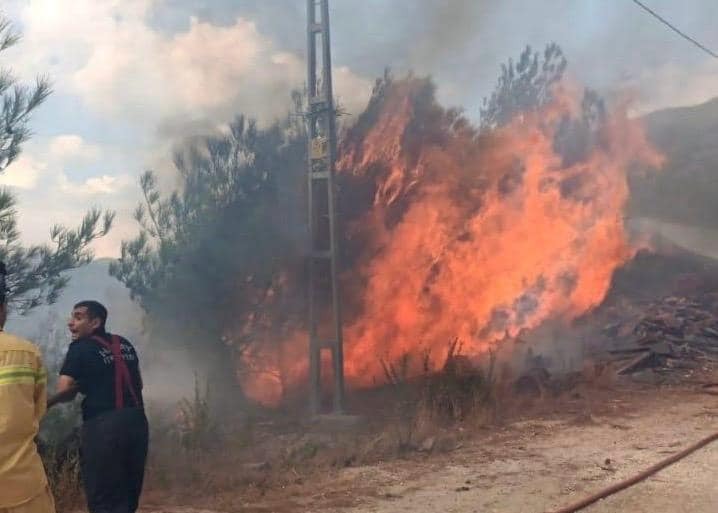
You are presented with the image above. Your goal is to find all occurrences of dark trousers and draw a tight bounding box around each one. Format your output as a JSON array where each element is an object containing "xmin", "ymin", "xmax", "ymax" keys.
[{"xmin": 80, "ymin": 408, "xmax": 149, "ymax": 513}]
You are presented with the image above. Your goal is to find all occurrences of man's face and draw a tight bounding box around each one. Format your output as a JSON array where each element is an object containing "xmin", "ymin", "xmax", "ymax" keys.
[{"xmin": 68, "ymin": 307, "xmax": 101, "ymax": 341}]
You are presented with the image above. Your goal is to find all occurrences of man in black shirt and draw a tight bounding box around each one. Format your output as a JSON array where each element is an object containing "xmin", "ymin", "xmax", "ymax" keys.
[{"xmin": 48, "ymin": 300, "xmax": 148, "ymax": 513}]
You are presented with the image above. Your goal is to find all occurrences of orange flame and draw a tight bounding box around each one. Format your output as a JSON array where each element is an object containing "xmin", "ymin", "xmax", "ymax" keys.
[{"xmin": 240, "ymin": 77, "xmax": 663, "ymax": 403}]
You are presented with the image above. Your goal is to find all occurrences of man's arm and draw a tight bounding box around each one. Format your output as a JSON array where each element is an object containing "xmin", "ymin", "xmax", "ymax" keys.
[{"xmin": 47, "ymin": 375, "xmax": 79, "ymax": 409}]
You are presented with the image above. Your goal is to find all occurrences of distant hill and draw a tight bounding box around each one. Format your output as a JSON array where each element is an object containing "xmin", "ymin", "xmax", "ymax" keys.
[{"xmin": 630, "ymin": 97, "xmax": 718, "ymax": 227}]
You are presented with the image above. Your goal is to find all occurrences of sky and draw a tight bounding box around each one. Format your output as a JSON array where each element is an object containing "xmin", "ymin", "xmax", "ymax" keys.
[{"xmin": 1, "ymin": 0, "xmax": 717, "ymax": 257}]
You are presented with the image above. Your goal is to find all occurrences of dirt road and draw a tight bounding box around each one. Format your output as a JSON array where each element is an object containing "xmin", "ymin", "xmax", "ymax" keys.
[
  {"xmin": 335, "ymin": 388, "xmax": 718, "ymax": 513},
  {"xmin": 142, "ymin": 385, "xmax": 718, "ymax": 513}
]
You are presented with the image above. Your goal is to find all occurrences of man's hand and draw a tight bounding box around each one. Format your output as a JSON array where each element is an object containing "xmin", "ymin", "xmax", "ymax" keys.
[{"xmin": 47, "ymin": 375, "xmax": 79, "ymax": 409}]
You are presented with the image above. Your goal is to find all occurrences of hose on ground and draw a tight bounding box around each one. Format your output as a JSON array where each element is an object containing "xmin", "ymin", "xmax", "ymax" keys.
[{"xmin": 546, "ymin": 430, "xmax": 718, "ymax": 513}]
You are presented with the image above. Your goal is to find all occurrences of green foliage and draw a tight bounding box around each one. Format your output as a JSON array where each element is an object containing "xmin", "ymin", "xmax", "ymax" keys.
[
  {"xmin": 0, "ymin": 196, "xmax": 114, "ymax": 312},
  {"xmin": 111, "ymin": 102, "xmax": 307, "ymax": 394},
  {"xmin": 0, "ymin": 16, "xmax": 51, "ymax": 171},
  {"xmin": 480, "ymin": 43, "xmax": 608, "ymax": 171},
  {"xmin": 0, "ymin": 14, "xmax": 113, "ymax": 312},
  {"xmin": 479, "ymin": 43, "xmax": 567, "ymax": 131}
]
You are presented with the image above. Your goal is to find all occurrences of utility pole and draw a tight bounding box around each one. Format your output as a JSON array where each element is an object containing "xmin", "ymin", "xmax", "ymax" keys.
[{"xmin": 306, "ymin": 0, "xmax": 345, "ymax": 414}]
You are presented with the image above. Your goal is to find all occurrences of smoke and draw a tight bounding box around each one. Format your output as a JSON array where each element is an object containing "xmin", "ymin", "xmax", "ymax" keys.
[
  {"xmin": 320, "ymin": 1, "xmax": 718, "ymax": 115},
  {"xmin": 406, "ymin": 1, "xmax": 496, "ymax": 70},
  {"xmin": 119, "ymin": 0, "xmax": 718, "ymax": 118}
]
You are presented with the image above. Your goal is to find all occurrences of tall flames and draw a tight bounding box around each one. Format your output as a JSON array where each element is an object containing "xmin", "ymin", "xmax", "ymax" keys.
[{"xmin": 240, "ymin": 77, "xmax": 663, "ymax": 404}]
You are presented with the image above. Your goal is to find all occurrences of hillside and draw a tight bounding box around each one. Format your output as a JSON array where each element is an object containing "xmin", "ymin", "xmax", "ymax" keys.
[{"xmin": 630, "ymin": 97, "xmax": 718, "ymax": 227}]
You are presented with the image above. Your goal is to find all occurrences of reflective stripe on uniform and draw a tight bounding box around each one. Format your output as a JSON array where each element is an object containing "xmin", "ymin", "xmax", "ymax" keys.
[{"xmin": 0, "ymin": 366, "xmax": 44, "ymax": 386}]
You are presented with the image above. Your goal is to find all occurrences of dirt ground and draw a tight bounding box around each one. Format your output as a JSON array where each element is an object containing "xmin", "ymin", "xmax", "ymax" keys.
[
  {"xmin": 141, "ymin": 379, "xmax": 718, "ymax": 513},
  {"xmin": 336, "ymin": 389, "xmax": 718, "ymax": 513}
]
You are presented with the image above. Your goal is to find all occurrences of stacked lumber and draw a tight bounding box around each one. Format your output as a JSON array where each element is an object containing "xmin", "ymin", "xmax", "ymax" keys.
[{"xmin": 602, "ymin": 294, "xmax": 718, "ymax": 377}]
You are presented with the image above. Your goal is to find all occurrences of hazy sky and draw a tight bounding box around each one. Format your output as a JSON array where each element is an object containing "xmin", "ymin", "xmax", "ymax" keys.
[{"xmin": 2, "ymin": 0, "xmax": 717, "ymax": 256}]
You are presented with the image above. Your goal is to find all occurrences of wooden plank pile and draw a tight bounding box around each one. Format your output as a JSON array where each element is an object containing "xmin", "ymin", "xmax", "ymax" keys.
[{"xmin": 602, "ymin": 294, "xmax": 718, "ymax": 379}]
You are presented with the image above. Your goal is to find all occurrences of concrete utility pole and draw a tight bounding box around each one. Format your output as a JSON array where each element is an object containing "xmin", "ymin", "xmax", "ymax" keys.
[{"xmin": 306, "ymin": 0, "xmax": 345, "ymax": 414}]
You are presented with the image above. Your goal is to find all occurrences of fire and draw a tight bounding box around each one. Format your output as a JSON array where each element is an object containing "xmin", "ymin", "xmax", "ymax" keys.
[{"xmin": 240, "ymin": 77, "xmax": 663, "ymax": 403}]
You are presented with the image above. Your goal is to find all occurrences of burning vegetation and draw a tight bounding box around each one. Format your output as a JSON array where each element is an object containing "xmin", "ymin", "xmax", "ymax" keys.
[
  {"xmin": 239, "ymin": 72, "xmax": 663, "ymax": 404},
  {"xmin": 111, "ymin": 45, "xmax": 665, "ymax": 407}
]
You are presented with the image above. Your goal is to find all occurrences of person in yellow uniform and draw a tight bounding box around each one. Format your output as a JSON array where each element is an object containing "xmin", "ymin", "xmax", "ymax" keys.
[{"xmin": 0, "ymin": 262, "xmax": 55, "ymax": 513}]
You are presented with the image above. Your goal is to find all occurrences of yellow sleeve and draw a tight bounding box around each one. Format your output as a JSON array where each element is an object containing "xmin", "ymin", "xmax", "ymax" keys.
[{"xmin": 34, "ymin": 354, "xmax": 47, "ymax": 421}]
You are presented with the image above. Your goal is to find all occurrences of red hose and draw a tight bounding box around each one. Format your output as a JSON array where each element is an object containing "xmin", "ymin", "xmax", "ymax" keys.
[{"xmin": 546, "ymin": 431, "xmax": 718, "ymax": 513}]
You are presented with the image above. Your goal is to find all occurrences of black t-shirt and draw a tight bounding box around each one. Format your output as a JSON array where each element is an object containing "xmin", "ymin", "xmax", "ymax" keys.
[{"xmin": 60, "ymin": 332, "xmax": 144, "ymax": 421}]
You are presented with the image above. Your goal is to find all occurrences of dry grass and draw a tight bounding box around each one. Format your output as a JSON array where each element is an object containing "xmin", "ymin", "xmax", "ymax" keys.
[
  {"xmin": 137, "ymin": 345, "xmax": 512, "ymax": 511},
  {"xmin": 378, "ymin": 339, "xmax": 499, "ymax": 451},
  {"xmin": 41, "ymin": 438, "xmax": 83, "ymax": 513}
]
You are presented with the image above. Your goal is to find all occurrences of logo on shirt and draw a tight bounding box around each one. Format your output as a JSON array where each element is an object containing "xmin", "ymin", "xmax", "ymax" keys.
[{"xmin": 98, "ymin": 343, "xmax": 137, "ymax": 365}]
